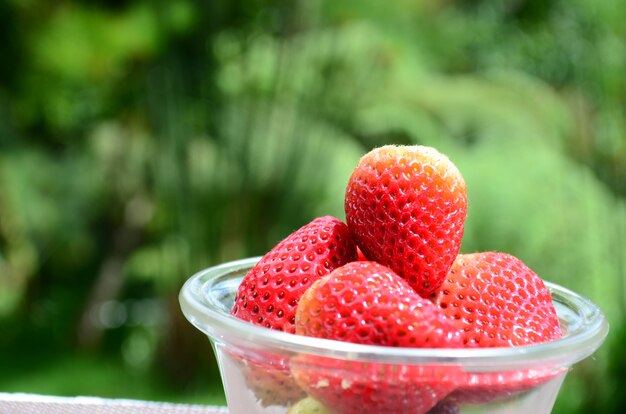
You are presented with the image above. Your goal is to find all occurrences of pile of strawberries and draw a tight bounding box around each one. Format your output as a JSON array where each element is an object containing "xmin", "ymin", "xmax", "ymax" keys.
[{"xmin": 230, "ymin": 145, "xmax": 563, "ymax": 414}]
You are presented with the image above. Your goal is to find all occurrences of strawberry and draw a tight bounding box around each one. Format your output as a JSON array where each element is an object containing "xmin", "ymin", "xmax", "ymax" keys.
[
  {"xmin": 344, "ymin": 145, "xmax": 467, "ymax": 297},
  {"xmin": 232, "ymin": 216, "xmax": 357, "ymax": 333},
  {"xmin": 291, "ymin": 356, "xmax": 460, "ymax": 414},
  {"xmin": 444, "ymin": 368, "xmax": 566, "ymax": 405},
  {"xmin": 295, "ymin": 261, "xmax": 463, "ymax": 347},
  {"xmin": 230, "ymin": 216, "xmax": 356, "ymax": 407},
  {"xmin": 431, "ymin": 252, "xmax": 562, "ymax": 347},
  {"xmin": 431, "ymin": 252, "xmax": 564, "ymax": 403},
  {"xmin": 293, "ymin": 261, "xmax": 463, "ymax": 414}
]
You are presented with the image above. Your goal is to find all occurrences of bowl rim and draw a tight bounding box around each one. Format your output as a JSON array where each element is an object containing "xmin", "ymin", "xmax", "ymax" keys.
[{"xmin": 179, "ymin": 257, "xmax": 609, "ymax": 369}]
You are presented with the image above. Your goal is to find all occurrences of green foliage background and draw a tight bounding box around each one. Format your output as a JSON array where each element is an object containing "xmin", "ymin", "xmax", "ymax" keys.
[{"xmin": 0, "ymin": 0, "xmax": 625, "ymax": 411}]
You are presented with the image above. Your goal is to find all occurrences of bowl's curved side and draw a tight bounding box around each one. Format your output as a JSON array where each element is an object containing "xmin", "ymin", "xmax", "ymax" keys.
[{"xmin": 179, "ymin": 257, "xmax": 609, "ymax": 370}]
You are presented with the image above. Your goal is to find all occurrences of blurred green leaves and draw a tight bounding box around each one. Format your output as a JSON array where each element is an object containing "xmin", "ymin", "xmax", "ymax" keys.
[{"xmin": 10, "ymin": 0, "xmax": 196, "ymax": 136}]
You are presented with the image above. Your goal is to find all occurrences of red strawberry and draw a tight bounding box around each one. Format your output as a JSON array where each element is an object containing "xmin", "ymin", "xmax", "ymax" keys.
[
  {"xmin": 291, "ymin": 356, "xmax": 461, "ymax": 414},
  {"xmin": 444, "ymin": 368, "xmax": 566, "ymax": 405},
  {"xmin": 431, "ymin": 252, "xmax": 564, "ymax": 403},
  {"xmin": 296, "ymin": 261, "xmax": 463, "ymax": 347},
  {"xmin": 293, "ymin": 261, "xmax": 463, "ymax": 414},
  {"xmin": 431, "ymin": 252, "xmax": 562, "ymax": 347},
  {"xmin": 232, "ymin": 216, "xmax": 357, "ymax": 333},
  {"xmin": 345, "ymin": 145, "xmax": 467, "ymax": 297}
]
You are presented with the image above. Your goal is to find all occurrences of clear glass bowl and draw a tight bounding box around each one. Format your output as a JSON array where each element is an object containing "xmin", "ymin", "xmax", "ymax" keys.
[{"xmin": 179, "ymin": 257, "xmax": 608, "ymax": 414}]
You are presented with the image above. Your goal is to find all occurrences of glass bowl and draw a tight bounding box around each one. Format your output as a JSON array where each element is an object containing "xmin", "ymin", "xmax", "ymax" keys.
[{"xmin": 179, "ymin": 257, "xmax": 608, "ymax": 414}]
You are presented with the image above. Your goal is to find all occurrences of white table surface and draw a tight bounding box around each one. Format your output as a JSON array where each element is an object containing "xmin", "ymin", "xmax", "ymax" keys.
[{"xmin": 0, "ymin": 393, "xmax": 228, "ymax": 414}]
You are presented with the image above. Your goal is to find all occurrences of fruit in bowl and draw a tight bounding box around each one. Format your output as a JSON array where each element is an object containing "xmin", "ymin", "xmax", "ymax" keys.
[
  {"xmin": 180, "ymin": 145, "xmax": 609, "ymax": 414},
  {"xmin": 292, "ymin": 260, "xmax": 463, "ymax": 413}
]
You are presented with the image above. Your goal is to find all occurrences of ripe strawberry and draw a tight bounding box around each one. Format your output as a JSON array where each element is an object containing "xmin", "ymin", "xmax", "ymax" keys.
[
  {"xmin": 232, "ymin": 216, "xmax": 357, "ymax": 333},
  {"xmin": 431, "ymin": 252, "xmax": 564, "ymax": 404},
  {"xmin": 345, "ymin": 145, "xmax": 467, "ymax": 297},
  {"xmin": 295, "ymin": 261, "xmax": 463, "ymax": 347},
  {"xmin": 293, "ymin": 261, "xmax": 463, "ymax": 414},
  {"xmin": 445, "ymin": 368, "xmax": 566, "ymax": 405},
  {"xmin": 291, "ymin": 356, "xmax": 460, "ymax": 414},
  {"xmin": 431, "ymin": 252, "xmax": 562, "ymax": 347}
]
